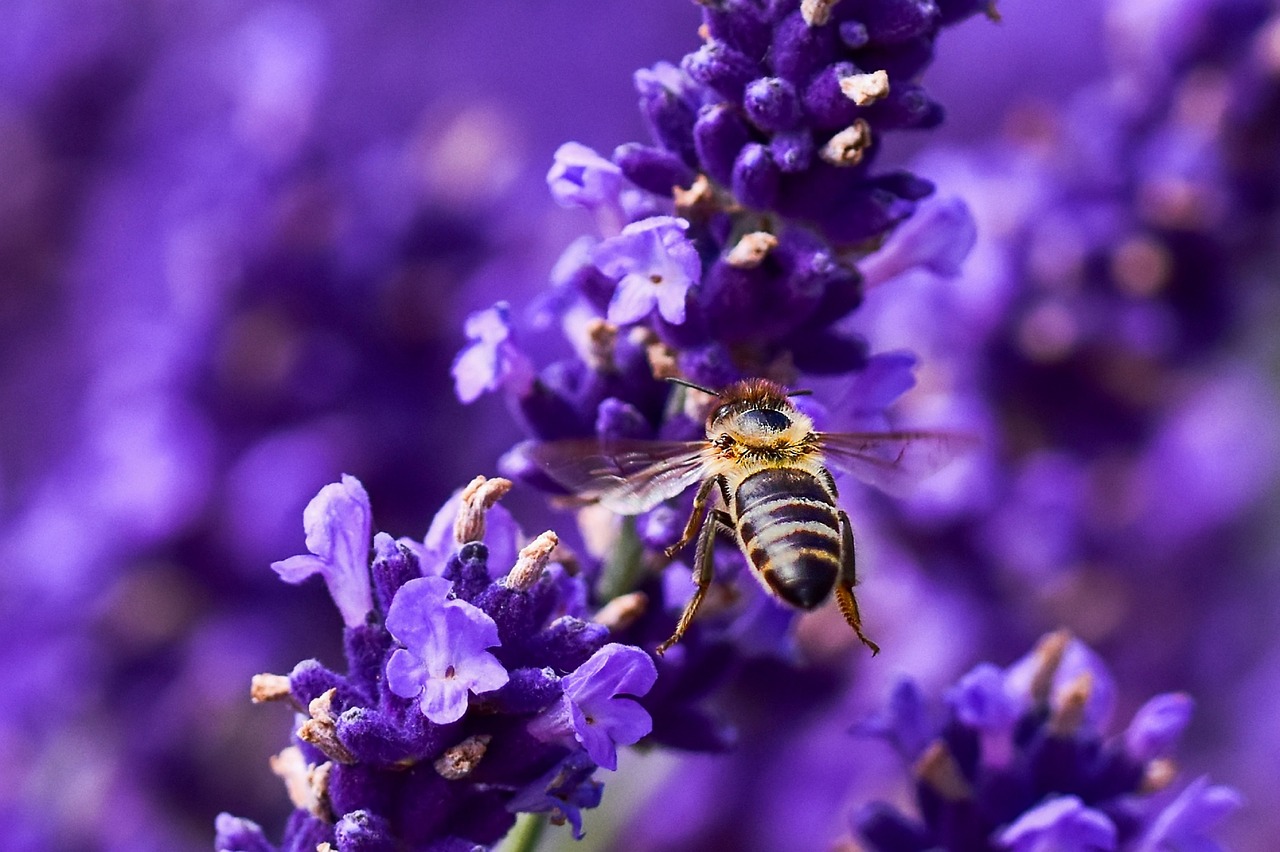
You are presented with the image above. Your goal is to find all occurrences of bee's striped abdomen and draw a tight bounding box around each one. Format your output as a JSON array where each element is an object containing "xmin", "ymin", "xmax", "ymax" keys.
[{"xmin": 733, "ymin": 468, "xmax": 841, "ymax": 609}]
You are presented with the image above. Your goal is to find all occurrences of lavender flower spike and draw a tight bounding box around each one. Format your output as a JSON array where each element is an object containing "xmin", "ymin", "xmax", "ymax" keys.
[
  {"xmin": 593, "ymin": 215, "xmax": 701, "ymax": 326},
  {"xmin": 271, "ymin": 474, "xmax": 374, "ymax": 628},
  {"xmin": 384, "ymin": 575, "xmax": 509, "ymax": 724}
]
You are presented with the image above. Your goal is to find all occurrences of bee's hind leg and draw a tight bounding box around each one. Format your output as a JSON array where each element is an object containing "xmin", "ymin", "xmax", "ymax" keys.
[
  {"xmin": 663, "ymin": 476, "xmax": 721, "ymax": 559},
  {"xmin": 835, "ymin": 510, "xmax": 880, "ymax": 656},
  {"xmin": 657, "ymin": 509, "xmax": 732, "ymax": 655}
]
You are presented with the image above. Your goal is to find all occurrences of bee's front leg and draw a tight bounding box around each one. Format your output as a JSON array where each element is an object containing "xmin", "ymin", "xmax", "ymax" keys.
[
  {"xmin": 835, "ymin": 509, "xmax": 880, "ymax": 656},
  {"xmin": 657, "ymin": 509, "xmax": 732, "ymax": 656},
  {"xmin": 663, "ymin": 476, "xmax": 721, "ymax": 559}
]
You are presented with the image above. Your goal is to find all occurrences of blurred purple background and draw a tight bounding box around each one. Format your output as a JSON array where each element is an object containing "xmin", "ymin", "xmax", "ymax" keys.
[{"xmin": 1, "ymin": 0, "xmax": 1276, "ymax": 850}]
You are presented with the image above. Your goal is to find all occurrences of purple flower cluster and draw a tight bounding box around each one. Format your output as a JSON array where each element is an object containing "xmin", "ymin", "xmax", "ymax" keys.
[
  {"xmin": 216, "ymin": 476, "xmax": 658, "ymax": 849},
  {"xmin": 458, "ymin": 0, "xmax": 987, "ymax": 427},
  {"xmin": 631, "ymin": 0, "xmax": 990, "ymax": 244},
  {"xmin": 853, "ymin": 631, "xmax": 1241, "ymax": 851}
]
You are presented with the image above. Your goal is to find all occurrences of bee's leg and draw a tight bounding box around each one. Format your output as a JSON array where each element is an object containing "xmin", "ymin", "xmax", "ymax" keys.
[
  {"xmin": 657, "ymin": 509, "xmax": 732, "ymax": 656},
  {"xmin": 663, "ymin": 476, "xmax": 721, "ymax": 559},
  {"xmin": 835, "ymin": 510, "xmax": 880, "ymax": 656}
]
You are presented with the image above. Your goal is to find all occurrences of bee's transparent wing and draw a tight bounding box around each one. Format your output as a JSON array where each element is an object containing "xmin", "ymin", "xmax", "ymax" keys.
[
  {"xmin": 525, "ymin": 438, "xmax": 711, "ymax": 515},
  {"xmin": 817, "ymin": 430, "xmax": 978, "ymax": 497}
]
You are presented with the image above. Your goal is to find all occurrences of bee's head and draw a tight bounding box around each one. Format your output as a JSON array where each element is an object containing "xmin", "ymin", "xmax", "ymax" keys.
[{"xmin": 705, "ymin": 379, "xmax": 811, "ymax": 447}]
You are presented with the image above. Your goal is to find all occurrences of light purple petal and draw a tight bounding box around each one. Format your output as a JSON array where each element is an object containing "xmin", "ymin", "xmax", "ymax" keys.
[
  {"xmin": 997, "ymin": 796, "xmax": 1117, "ymax": 852},
  {"xmin": 570, "ymin": 701, "xmax": 621, "ymax": 770},
  {"xmin": 548, "ymin": 141, "xmax": 624, "ymax": 211},
  {"xmin": 385, "ymin": 647, "xmax": 428, "ymax": 700},
  {"xmin": 860, "ymin": 195, "xmax": 977, "ymax": 286},
  {"xmin": 1138, "ymin": 776, "xmax": 1243, "ymax": 852},
  {"xmin": 1125, "ymin": 693, "xmax": 1194, "ymax": 762},
  {"xmin": 528, "ymin": 695, "xmax": 576, "ymax": 745},
  {"xmin": 949, "ymin": 663, "xmax": 1018, "ymax": 733},
  {"xmin": 452, "ymin": 303, "xmax": 533, "ymax": 404},
  {"xmin": 420, "ymin": 677, "xmax": 471, "ymax": 725},
  {"xmin": 654, "ymin": 277, "xmax": 689, "ymax": 324},
  {"xmin": 607, "ymin": 276, "xmax": 659, "ymax": 325},
  {"xmin": 270, "ymin": 553, "xmax": 327, "ymax": 583},
  {"xmin": 595, "ymin": 697, "xmax": 653, "ymax": 747},
  {"xmin": 385, "ymin": 576, "xmax": 453, "ymax": 649},
  {"xmin": 851, "ymin": 677, "xmax": 935, "ymax": 763},
  {"xmin": 272, "ymin": 475, "xmax": 373, "ymax": 627},
  {"xmin": 564, "ymin": 644, "xmax": 658, "ymax": 703}
]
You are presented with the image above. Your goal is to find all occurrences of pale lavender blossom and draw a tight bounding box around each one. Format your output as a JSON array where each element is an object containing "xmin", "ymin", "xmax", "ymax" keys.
[
  {"xmin": 532, "ymin": 643, "xmax": 658, "ymax": 770},
  {"xmin": 547, "ymin": 140, "xmax": 626, "ymax": 213},
  {"xmin": 592, "ymin": 215, "xmax": 700, "ymax": 325},
  {"xmin": 270, "ymin": 474, "xmax": 373, "ymax": 628},
  {"xmin": 384, "ymin": 575, "xmax": 509, "ymax": 724},
  {"xmin": 452, "ymin": 302, "xmax": 535, "ymax": 404}
]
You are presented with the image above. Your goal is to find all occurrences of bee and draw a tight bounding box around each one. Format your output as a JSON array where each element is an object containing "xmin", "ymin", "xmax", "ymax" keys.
[{"xmin": 529, "ymin": 377, "xmax": 970, "ymax": 655}]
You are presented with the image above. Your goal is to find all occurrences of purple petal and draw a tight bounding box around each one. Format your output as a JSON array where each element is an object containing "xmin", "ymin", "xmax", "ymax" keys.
[
  {"xmin": 1139, "ymin": 776, "xmax": 1243, "ymax": 852},
  {"xmin": 564, "ymin": 644, "xmax": 658, "ymax": 704},
  {"xmin": 271, "ymin": 475, "xmax": 373, "ymax": 628},
  {"xmin": 452, "ymin": 303, "xmax": 533, "ymax": 404},
  {"xmin": 949, "ymin": 663, "xmax": 1017, "ymax": 733},
  {"xmin": 997, "ymin": 796, "xmax": 1117, "ymax": 851},
  {"xmin": 270, "ymin": 553, "xmax": 327, "ymax": 583},
  {"xmin": 569, "ymin": 701, "xmax": 622, "ymax": 770},
  {"xmin": 385, "ymin": 647, "xmax": 428, "ymax": 700},
  {"xmin": 548, "ymin": 141, "xmax": 625, "ymax": 212},
  {"xmin": 384, "ymin": 576, "xmax": 453, "ymax": 649},
  {"xmin": 654, "ymin": 274, "xmax": 690, "ymax": 324},
  {"xmin": 859, "ymin": 196, "xmax": 978, "ymax": 287},
  {"xmin": 607, "ymin": 276, "xmax": 659, "ymax": 325},
  {"xmin": 1125, "ymin": 693, "xmax": 1194, "ymax": 762},
  {"xmin": 420, "ymin": 677, "xmax": 471, "ymax": 725}
]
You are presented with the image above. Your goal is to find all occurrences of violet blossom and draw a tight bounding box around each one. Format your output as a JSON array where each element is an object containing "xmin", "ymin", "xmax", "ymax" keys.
[
  {"xmin": 851, "ymin": 632, "xmax": 1241, "ymax": 851},
  {"xmin": 216, "ymin": 476, "xmax": 660, "ymax": 849}
]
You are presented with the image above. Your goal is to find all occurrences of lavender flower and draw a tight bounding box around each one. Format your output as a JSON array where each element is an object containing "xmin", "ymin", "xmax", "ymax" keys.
[
  {"xmin": 531, "ymin": 643, "xmax": 658, "ymax": 770},
  {"xmin": 271, "ymin": 475, "xmax": 374, "ymax": 629},
  {"xmin": 852, "ymin": 631, "xmax": 1241, "ymax": 851},
  {"xmin": 218, "ymin": 476, "xmax": 659, "ymax": 849},
  {"xmin": 594, "ymin": 216, "xmax": 701, "ymax": 326},
  {"xmin": 384, "ymin": 576, "xmax": 510, "ymax": 724}
]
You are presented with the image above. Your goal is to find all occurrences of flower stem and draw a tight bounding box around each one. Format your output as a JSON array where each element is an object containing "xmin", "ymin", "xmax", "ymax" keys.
[{"xmin": 500, "ymin": 813, "xmax": 547, "ymax": 852}]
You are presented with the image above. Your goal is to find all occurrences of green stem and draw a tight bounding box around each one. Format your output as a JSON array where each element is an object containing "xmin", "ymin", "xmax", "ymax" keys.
[
  {"xmin": 596, "ymin": 515, "xmax": 644, "ymax": 602},
  {"xmin": 501, "ymin": 813, "xmax": 547, "ymax": 852}
]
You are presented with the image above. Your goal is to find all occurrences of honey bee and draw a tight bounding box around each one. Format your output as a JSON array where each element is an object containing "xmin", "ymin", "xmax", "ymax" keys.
[{"xmin": 529, "ymin": 377, "xmax": 971, "ymax": 655}]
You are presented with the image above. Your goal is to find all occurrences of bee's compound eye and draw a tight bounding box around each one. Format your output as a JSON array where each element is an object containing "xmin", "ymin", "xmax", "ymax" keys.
[{"xmin": 741, "ymin": 408, "xmax": 792, "ymax": 432}]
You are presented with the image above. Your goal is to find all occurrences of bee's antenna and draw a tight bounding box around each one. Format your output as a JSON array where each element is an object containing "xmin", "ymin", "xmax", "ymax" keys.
[
  {"xmin": 788, "ymin": 388, "xmax": 814, "ymax": 397},
  {"xmin": 666, "ymin": 376, "xmax": 721, "ymax": 397}
]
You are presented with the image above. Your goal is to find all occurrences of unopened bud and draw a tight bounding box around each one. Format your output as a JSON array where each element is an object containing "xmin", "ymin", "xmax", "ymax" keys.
[
  {"xmin": 296, "ymin": 689, "xmax": 356, "ymax": 765},
  {"xmin": 1048, "ymin": 671, "xmax": 1093, "ymax": 736}
]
